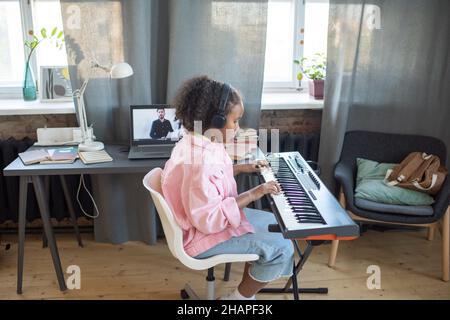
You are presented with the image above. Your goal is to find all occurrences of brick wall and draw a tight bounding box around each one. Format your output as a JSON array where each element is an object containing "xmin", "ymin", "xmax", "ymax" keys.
[
  {"xmin": 0, "ymin": 114, "xmax": 78, "ymax": 140},
  {"xmin": 0, "ymin": 110, "xmax": 322, "ymax": 140},
  {"xmin": 260, "ymin": 109, "xmax": 322, "ymax": 134}
]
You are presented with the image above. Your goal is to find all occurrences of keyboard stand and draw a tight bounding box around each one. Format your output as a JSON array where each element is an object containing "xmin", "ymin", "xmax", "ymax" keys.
[{"xmin": 259, "ymin": 239, "xmax": 328, "ymax": 300}]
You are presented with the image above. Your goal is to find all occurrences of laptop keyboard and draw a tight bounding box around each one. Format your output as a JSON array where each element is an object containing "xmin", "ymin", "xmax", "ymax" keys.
[
  {"xmin": 138, "ymin": 146, "xmax": 157, "ymax": 152},
  {"xmin": 137, "ymin": 145, "xmax": 170, "ymax": 151}
]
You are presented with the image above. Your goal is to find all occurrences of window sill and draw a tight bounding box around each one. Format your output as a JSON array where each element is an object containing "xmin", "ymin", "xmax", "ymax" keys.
[
  {"xmin": 0, "ymin": 99, "xmax": 76, "ymax": 116},
  {"xmin": 261, "ymin": 91, "xmax": 324, "ymax": 111}
]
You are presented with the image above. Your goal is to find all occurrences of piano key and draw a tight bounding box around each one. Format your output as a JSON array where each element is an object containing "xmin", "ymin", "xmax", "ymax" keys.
[
  {"xmin": 296, "ymin": 219, "xmax": 325, "ymax": 224},
  {"xmin": 295, "ymin": 214, "xmax": 322, "ymax": 218},
  {"xmin": 296, "ymin": 219, "xmax": 324, "ymax": 224}
]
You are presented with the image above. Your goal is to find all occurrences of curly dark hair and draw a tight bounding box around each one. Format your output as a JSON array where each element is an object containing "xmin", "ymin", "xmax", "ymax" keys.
[{"xmin": 172, "ymin": 76, "xmax": 242, "ymax": 132}]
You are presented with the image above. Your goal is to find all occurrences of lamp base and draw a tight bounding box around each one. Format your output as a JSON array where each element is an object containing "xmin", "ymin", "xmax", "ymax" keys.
[{"xmin": 78, "ymin": 141, "xmax": 104, "ymax": 152}]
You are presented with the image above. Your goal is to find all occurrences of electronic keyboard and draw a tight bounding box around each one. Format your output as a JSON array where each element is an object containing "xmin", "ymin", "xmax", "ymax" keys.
[{"xmin": 260, "ymin": 152, "xmax": 359, "ymax": 240}]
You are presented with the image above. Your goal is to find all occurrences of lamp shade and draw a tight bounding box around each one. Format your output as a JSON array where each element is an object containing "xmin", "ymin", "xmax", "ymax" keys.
[{"xmin": 110, "ymin": 62, "xmax": 134, "ymax": 79}]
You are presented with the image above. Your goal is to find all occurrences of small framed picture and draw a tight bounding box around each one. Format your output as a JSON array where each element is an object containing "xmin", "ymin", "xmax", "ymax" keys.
[{"xmin": 40, "ymin": 66, "xmax": 73, "ymax": 102}]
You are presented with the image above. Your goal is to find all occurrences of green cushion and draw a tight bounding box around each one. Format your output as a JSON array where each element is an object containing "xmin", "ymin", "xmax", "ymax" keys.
[{"xmin": 354, "ymin": 158, "xmax": 434, "ymax": 206}]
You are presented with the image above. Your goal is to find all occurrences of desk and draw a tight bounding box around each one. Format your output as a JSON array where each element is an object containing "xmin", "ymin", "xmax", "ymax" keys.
[{"xmin": 3, "ymin": 144, "xmax": 167, "ymax": 293}]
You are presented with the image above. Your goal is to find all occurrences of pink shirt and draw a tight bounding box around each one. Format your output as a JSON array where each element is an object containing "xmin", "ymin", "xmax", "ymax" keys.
[{"xmin": 161, "ymin": 134, "xmax": 254, "ymax": 257}]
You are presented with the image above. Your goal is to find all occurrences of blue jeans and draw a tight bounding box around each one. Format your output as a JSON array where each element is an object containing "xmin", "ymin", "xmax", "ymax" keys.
[{"xmin": 195, "ymin": 208, "xmax": 294, "ymax": 282}]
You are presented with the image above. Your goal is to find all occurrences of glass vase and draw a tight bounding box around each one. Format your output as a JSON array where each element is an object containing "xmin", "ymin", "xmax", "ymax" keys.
[{"xmin": 23, "ymin": 62, "xmax": 37, "ymax": 101}]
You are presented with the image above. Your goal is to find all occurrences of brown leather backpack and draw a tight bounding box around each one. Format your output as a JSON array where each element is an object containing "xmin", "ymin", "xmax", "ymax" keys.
[{"xmin": 385, "ymin": 152, "xmax": 448, "ymax": 195}]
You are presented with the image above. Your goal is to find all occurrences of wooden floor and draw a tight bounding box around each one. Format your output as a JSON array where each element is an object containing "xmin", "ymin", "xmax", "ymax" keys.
[{"xmin": 0, "ymin": 228, "xmax": 449, "ymax": 300}]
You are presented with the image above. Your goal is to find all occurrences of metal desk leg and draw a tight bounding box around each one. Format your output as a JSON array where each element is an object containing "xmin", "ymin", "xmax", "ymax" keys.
[
  {"xmin": 42, "ymin": 176, "xmax": 50, "ymax": 248},
  {"xmin": 59, "ymin": 175, "xmax": 83, "ymax": 247},
  {"xmin": 32, "ymin": 176, "xmax": 67, "ymax": 291},
  {"xmin": 17, "ymin": 176, "xmax": 29, "ymax": 294}
]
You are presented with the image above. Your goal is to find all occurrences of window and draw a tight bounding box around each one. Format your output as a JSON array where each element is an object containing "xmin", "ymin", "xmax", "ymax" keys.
[
  {"xmin": 32, "ymin": 0, "xmax": 67, "ymax": 67},
  {"xmin": 0, "ymin": 1, "xmax": 26, "ymax": 89},
  {"xmin": 263, "ymin": 0, "xmax": 329, "ymax": 90},
  {"xmin": 0, "ymin": 0, "xmax": 68, "ymax": 98}
]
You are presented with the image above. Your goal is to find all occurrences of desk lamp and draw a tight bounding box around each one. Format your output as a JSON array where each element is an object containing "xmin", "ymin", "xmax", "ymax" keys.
[{"xmin": 73, "ymin": 62, "xmax": 133, "ymax": 152}]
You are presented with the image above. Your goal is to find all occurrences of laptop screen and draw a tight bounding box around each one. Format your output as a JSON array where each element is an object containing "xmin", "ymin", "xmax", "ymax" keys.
[{"xmin": 130, "ymin": 105, "xmax": 183, "ymax": 145}]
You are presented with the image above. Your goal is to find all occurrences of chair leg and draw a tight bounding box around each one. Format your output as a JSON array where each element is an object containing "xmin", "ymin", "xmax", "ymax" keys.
[
  {"xmin": 328, "ymin": 240, "xmax": 339, "ymax": 267},
  {"xmin": 180, "ymin": 268, "xmax": 216, "ymax": 300},
  {"xmin": 206, "ymin": 267, "xmax": 215, "ymax": 300},
  {"xmin": 442, "ymin": 207, "xmax": 449, "ymax": 282},
  {"xmin": 328, "ymin": 189, "xmax": 346, "ymax": 268},
  {"xmin": 182, "ymin": 284, "xmax": 200, "ymax": 300},
  {"xmin": 223, "ymin": 263, "xmax": 232, "ymax": 281},
  {"xmin": 328, "ymin": 187, "xmax": 346, "ymax": 268},
  {"xmin": 427, "ymin": 224, "xmax": 436, "ymax": 241}
]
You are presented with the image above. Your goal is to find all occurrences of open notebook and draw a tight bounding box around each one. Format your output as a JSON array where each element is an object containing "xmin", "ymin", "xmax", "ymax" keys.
[
  {"xmin": 18, "ymin": 147, "xmax": 78, "ymax": 165},
  {"xmin": 18, "ymin": 149, "xmax": 50, "ymax": 165}
]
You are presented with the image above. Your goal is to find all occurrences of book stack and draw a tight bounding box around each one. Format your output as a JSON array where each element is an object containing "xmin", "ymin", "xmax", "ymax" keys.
[
  {"xmin": 225, "ymin": 128, "xmax": 258, "ymax": 160},
  {"xmin": 78, "ymin": 150, "xmax": 113, "ymax": 164},
  {"xmin": 18, "ymin": 147, "xmax": 78, "ymax": 165}
]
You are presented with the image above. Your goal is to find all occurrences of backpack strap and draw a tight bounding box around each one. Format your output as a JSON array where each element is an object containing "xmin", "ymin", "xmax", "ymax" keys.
[
  {"xmin": 385, "ymin": 169, "xmax": 399, "ymax": 186},
  {"xmin": 412, "ymin": 174, "xmax": 438, "ymax": 191}
]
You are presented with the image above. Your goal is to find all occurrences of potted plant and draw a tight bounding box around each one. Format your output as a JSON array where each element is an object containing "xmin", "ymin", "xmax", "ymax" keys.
[
  {"xmin": 23, "ymin": 27, "xmax": 64, "ymax": 101},
  {"xmin": 294, "ymin": 53, "xmax": 326, "ymax": 99}
]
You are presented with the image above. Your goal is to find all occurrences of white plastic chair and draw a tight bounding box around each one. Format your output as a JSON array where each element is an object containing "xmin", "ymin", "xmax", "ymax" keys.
[{"xmin": 143, "ymin": 168, "xmax": 259, "ymax": 300}]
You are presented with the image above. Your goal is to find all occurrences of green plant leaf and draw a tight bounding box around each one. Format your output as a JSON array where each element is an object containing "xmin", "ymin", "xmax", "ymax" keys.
[
  {"xmin": 41, "ymin": 28, "xmax": 47, "ymax": 38},
  {"xmin": 293, "ymin": 59, "xmax": 300, "ymax": 64},
  {"xmin": 51, "ymin": 27, "xmax": 57, "ymax": 37},
  {"xmin": 298, "ymin": 52, "xmax": 326, "ymax": 80},
  {"xmin": 57, "ymin": 31, "xmax": 63, "ymax": 39}
]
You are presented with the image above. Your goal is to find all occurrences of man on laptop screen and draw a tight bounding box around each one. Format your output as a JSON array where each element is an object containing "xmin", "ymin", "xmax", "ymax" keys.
[
  {"xmin": 129, "ymin": 105, "xmax": 183, "ymax": 159},
  {"xmin": 149, "ymin": 108, "xmax": 174, "ymax": 139}
]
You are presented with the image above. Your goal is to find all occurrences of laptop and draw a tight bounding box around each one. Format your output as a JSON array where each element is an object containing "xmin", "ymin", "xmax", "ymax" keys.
[{"xmin": 128, "ymin": 105, "xmax": 182, "ymax": 159}]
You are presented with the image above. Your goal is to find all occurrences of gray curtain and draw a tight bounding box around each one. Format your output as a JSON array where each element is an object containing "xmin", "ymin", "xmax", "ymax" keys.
[
  {"xmin": 61, "ymin": 0, "xmax": 168, "ymax": 144},
  {"xmin": 60, "ymin": 0, "xmax": 268, "ymax": 244},
  {"xmin": 167, "ymin": 0, "xmax": 268, "ymax": 129},
  {"xmin": 319, "ymin": 0, "xmax": 450, "ymax": 190}
]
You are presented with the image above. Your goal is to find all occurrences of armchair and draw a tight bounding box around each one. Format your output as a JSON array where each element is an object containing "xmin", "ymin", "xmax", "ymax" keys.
[{"xmin": 328, "ymin": 131, "xmax": 449, "ymax": 281}]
